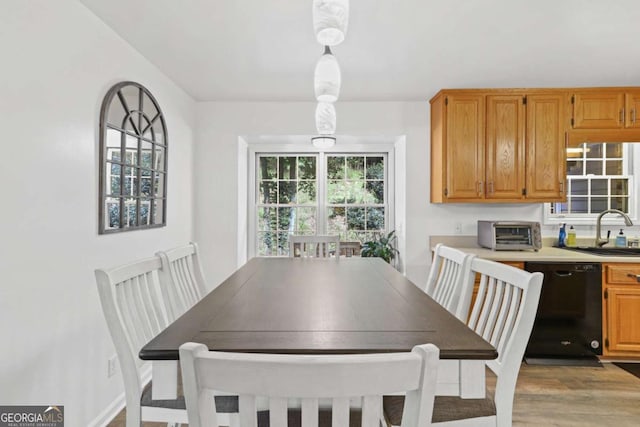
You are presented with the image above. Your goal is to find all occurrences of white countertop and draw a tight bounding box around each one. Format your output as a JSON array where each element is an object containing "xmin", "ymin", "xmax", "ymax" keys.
[{"xmin": 430, "ymin": 236, "xmax": 640, "ymax": 263}]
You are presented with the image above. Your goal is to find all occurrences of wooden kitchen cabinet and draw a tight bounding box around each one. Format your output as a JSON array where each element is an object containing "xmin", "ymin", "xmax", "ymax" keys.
[
  {"xmin": 431, "ymin": 89, "xmax": 567, "ymax": 203},
  {"xmin": 485, "ymin": 95, "xmax": 525, "ymax": 200},
  {"xmin": 430, "ymin": 93, "xmax": 485, "ymax": 201},
  {"xmin": 525, "ymin": 94, "xmax": 567, "ymax": 200},
  {"xmin": 626, "ymin": 91, "xmax": 640, "ymax": 129},
  {"xmin": 602, "ymin": 263, "xmax": 640, "ymax": 357},
  {"xmin": 572, "ymin": 89, "xmax": 640, "ymax": 130}
]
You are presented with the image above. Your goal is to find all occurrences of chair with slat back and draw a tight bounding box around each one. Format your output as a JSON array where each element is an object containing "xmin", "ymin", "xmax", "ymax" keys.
[
  {"xmin": 95, "ymin": 257, "xmax": 187, "ymax": 427},
  {"xmin": 384, "ymin": 258, "xmax": 543, "ymax": 427},
  {"xmin": 424, "ymin": 244, "xmax": 476, "ymax": 321},
  {"xmin": 180, "ymin": 341, "xmax": 440, "ymax": 427},
  {"xmin": 340, "ymin": 241, "xmax": 362, "ymax": 257},
  {"xmin": 95, "ymin": 257, "xmax": 237, "ymax": 427},
  {"xmin": 156, "ymin": 242, "xmax": 208, "ymax": 321},
  {"xmin": 289, "ymin": 235, "xmax": 341, "ymax": 258}
]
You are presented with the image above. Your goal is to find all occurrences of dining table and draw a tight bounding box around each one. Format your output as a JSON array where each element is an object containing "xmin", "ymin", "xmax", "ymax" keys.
[{"xmin": 140, "ymin": 257, "xmax": 497, "ymax": 400}]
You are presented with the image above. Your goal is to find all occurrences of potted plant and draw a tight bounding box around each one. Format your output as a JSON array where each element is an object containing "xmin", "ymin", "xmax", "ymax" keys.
[{"xmin": 361, "ymin": 230, "xmax": 399, "ymax": 265}]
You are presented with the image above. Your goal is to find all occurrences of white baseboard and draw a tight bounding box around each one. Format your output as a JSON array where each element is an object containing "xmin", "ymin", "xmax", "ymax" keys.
[
  {"xmin": 88, "ymin": 365, "xmax": 152, "ymax": 427},
  {"xmin": 88, "ymin": 392, "xmax": 125, "ymax": 427}
]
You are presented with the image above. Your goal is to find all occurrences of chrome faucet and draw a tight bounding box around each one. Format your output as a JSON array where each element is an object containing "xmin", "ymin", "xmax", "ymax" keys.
[{"xmin": 595, "ymin": 209, "xmax": 633, "ymax": 247}]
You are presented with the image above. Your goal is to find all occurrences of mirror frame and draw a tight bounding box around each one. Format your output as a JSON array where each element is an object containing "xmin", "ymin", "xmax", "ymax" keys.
[{"xmin": 98, "ymin": 81, "xmax": 168, "ymax": 234}]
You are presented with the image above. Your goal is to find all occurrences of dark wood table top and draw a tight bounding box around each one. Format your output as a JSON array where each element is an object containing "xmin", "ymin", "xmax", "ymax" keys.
[{"xmin": 140, "ymin": 257, "xmax": 497, "ymax": 361}]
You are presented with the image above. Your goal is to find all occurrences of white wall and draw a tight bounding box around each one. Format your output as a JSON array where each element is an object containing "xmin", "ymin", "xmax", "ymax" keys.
[
  {"xmin": 5, "ymin": 3, "xmax": 637, "ymax": 425},
  {"xmin": 0, "ymin": 1, "xmax": 196, "ymax": 425},
  {"xmin": 194, "ymin": 102, "xmax": 546, "ymax": 288}
]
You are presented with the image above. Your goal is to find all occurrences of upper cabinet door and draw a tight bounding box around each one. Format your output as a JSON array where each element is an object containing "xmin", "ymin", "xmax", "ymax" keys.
[
  {"xmin": 625, "ymin": 91, "xmax": 640, "ymax": 129},
  {"xmin": 445, "ymin": 95, "xmax": 485, "ymax": 200},
  {"xmin": 526, "ymin": 94, "xmax": 567, "ymax": 201},
  {"xmin": 572, "ymin": 91, "xmax": 625, "ymax": 129},
  {"xmin": 485, "ymin": 95, "xmax": 526, "ymax": 200}
]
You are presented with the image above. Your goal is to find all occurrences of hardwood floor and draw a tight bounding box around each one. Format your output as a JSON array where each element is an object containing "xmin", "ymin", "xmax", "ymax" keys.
[
  {"xmin": 107, "ymin": 362, "xmax": 640, "ymax": 426},
  {"xmin": 510, "ymin": 362, "xmax": 640, "ymax": 426}
]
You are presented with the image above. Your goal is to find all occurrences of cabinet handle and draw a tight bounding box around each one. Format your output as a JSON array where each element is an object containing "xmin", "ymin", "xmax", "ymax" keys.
[
  {"xmin": 559, "ymin": 181, "xmax": 564, "ymax": 194},
  {"xmin": 620, "ymin": 108, "xmax": 625, "ymax": 124},
  {"xmin": 489, "ymin": 182, "xmax": 494, "ymax": 194},
  {"xmin": 626, "ymin": 273, "xmax": 640, "ymax": 283},
  {"xmin": 633, "ymin": 108, "xmax": 637, "ymax": 124},
  {"xmin": 477, "ymin": 181, "xmax": 483, "ymax": 195}
]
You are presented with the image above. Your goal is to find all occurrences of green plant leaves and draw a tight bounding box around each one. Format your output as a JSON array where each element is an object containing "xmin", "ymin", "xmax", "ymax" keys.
[{"xmin": 360, "ymin": 230, "xmax": 398, "ymax": 264}]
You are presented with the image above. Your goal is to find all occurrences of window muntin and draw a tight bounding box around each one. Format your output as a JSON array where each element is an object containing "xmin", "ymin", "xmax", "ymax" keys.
[
  {"xmin": 548, "ymin": 143, "xmax": 631, "ymax": 219},
  {"xmin": 254, "ymin": 152, "xmax": 388, "ymax": 257},
  {"xmin": 256, "ymin": 155, "xmax": 318, "ymax": 256},
  {"xmin": 326, "ymin": 155, "xmax": 386, "ymax": 243},
  {"xmin": 99, "ymin": 82, "xmax": 167, "ymax": 233}
]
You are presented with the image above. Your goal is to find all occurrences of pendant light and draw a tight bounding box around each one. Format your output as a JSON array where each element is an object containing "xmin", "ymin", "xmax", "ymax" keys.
[
  {"xmin": 315, "ymin": 102, "xmax": 336, "ymax": 134},
  {"xmin": 314, "ymin": 46, "xmax": 341, "ymax": 102},
  {"xmin": 311, "ymin": 136, "xmax": 337, "ymax": 149},
  {"xmin": 312, "ymin": 0, "xmax": 349, "ymax": 46},
  {"xmin": 313, "ymin": 102, "xmax": 336, "ymax": 148},
  {"xmin": 311, "ymin": 0, "xmax": 348, "ymax": 149}
]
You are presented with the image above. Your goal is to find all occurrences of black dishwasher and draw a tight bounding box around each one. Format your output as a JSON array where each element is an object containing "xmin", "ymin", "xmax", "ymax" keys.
[{"xmin": 524, "ymin": 262, "xmax": 602, "ymax": 361}]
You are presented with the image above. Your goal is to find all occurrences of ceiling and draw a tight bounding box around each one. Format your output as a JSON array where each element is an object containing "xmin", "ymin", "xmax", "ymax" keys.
[{"xmin": 80, "ymin": 0, "xmax": 640, "ymax": 102}]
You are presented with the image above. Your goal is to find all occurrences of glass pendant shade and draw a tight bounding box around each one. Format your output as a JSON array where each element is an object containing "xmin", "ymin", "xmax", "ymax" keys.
[
  {"xmin": 311, "ymin": 136, "xmax": 336, "ymax": 149},
  {"xmin": 315, "ymin": 102, "xmax": 336, "ymax": 135},
  {"xmin": 312, "ymin": 0, "xmax": 349, "ymax": 46},
  {"xmin": 314, "ymin": 47, "xmax": 341, "ymax": 102}
]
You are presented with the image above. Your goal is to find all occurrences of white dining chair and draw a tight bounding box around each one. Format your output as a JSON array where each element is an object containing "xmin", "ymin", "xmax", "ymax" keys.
[
  {"xmin": 289, "ymin": 235, "xmax": 341, "ymax": 258},
  {"xmin": 340, "ymin": 241, "xmax": 362, "ymax": 257},
  {"xmin": 95, "ymin": 257, "xmax": 237, "ymax": 427},
  {"xmin": 180, "ymin": 341, "xmax": 439, "ymax": 427},
  {"xmin": 424, "ymin": 244, "xmax": 476, "ymax": 321},
  {"xmin": 156, "ymin": 242, "xmax": 208, "ymax": 321},
  {"xmin": 384, "ymin": 258, "xmax": 543, "ymax": 427}
]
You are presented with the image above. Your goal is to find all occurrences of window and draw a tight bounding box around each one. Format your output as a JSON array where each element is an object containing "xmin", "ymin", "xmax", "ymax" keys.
[
  {"xmin": 256, "ymin": 155, "xmax": 318, "ymax": 256},
  {"xmin": 99, "ymin": 81, "xmax": 167, "ymax": 233},
  {"xmin": 326, "ymin": 155, "xmax": 386, "ymax": 242},
  {"xmin": 546, "ymin": 143, "xmax": 633, "ymax": 222},
  {"xmin": 253, "ymin": 152, "xmax": 390, "ymax": 257}
]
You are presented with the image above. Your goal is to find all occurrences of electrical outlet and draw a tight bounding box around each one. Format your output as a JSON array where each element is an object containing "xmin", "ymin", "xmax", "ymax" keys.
[
  {"xmin": 107, "ymin": 355, "xmax": 118, "ymax": 378},
  {"xmin": 454, "ymin": 222, "xmax": 462, "ymax": 234}
]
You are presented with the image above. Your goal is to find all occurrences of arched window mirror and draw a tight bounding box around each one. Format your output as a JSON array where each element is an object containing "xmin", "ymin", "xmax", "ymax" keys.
[{"xmin": 99, "ymin": 81, "xmax": 167, "ymax": 234}]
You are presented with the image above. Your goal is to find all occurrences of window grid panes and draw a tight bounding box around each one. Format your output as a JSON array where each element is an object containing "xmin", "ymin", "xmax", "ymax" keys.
[
  {"xmin": 255, "ymin": 153, "xmax": 388, "ymax": 257},
  {"xmin": 99, "ymin": 81, "xmax": 167, "ymax": 233},
  {"xmin": 256, "ymin": 155, "xmax": 318, "ymax": 256},
  {"xmin": 327, "ymin": 155, "xmax": 386, "ymax": 244},
  {"xmin": 550, "ymin": 143, "xmax": 631, "ymax": 217}
]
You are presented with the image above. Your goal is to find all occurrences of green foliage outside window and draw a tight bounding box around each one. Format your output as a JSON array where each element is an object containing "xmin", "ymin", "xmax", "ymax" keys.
[
  {"xmin": 256, "ymin": 154, "xmax": 388, "ymax": 256},
  {"xmin": 327, "ymin": 155, "xmax": 385, "ymax": 244}
]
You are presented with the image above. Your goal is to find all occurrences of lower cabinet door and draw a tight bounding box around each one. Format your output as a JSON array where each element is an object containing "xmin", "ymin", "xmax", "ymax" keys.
[{"xmin": 605, "ymin": 286, "xmax": 640, "ymax": 355}]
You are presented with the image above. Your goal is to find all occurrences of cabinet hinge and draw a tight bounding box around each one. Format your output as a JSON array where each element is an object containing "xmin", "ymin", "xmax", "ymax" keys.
[
  {"xmin": 444, "ymin": 188, "xmax": 448, "ymax": 196},
  {"xmin": 523, "ymin": 96, "xmax": 527, "ymax": 105},
  {"xmin": 522, "ymin": 188, "xmax": 527, "ymax": 196},
  {"xmin": 571, "ymin": 95, "xmax": 575, "ymax": 104},
  {"xmin": 445, "ymin": 97, "xmax": 448, "ymax": 106},
  {"xmin": 604, "ymin": 288, "xmax": 608, "ymax": 299},
  {"xmin": 605, "ymin": 338, "xmax": 609, "ymax": 349}
]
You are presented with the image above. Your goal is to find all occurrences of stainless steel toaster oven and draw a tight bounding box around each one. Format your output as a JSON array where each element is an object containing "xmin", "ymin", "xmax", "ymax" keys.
[{"xmin": 477, "ymin": 220, "xmax": 542, "ymax": 251}]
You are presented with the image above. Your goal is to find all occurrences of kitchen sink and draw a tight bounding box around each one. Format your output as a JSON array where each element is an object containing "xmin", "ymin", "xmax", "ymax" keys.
[{"xmin": 561, "ymin": 246, "xmax": 640, "ymax": 256}]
